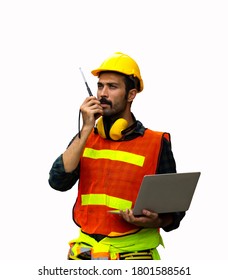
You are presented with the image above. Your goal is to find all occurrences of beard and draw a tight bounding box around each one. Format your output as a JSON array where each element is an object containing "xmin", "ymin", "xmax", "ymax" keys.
[
  {"xmin": 103, "ymin": 103, "xmax": 128, "ymax": 122},
  {"xmin": 99, "ymin": 96, "xmax": 128, "ymax": 120}
]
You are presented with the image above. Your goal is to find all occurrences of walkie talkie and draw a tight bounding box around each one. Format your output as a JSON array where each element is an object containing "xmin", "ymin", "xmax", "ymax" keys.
[
  {"xmin": 79, "ymin": 67, "xmax": 93, "ymax": 96},
  {"xmin": 78, "ymin": 67, "xmax": 100, "ymax": 129}
]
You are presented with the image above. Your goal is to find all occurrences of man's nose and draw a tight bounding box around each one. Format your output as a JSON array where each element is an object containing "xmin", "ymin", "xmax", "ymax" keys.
[{"xmin": 100, "ymin": 85, "xmax": 109, "ymax": 97}]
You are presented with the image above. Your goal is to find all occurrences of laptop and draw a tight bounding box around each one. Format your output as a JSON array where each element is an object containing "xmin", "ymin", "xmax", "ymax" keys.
[
  {"xmin": 132, "ymin": 172, "xmax": 201, "ymax": 215},
  {"xmin": 108, "ymin": 172, "xmax": 201, "ymax": 215}
]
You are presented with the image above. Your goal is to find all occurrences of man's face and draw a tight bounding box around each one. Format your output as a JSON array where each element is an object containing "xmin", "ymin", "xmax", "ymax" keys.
[{"xmin": 97, "ymin": 72, "xmax": 128, "ymax": 119}]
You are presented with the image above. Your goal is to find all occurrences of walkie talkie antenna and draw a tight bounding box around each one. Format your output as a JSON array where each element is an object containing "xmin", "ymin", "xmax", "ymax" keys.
[
  {"xmin": 78, "ymin": 67, "xmax": 94, "ymax": 139},
  {"xmin": 79, "ymin": 67, "xmax": 93, "ymax": 96}
]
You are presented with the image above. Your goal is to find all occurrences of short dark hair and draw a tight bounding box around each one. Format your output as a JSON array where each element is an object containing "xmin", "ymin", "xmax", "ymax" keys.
[{"xmin": 124, "ymin": 74, "xmax": 140, "ymax": 93}]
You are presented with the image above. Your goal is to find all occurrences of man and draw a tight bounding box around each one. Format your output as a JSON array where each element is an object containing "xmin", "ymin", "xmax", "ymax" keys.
[{"xmin": 48, "ymin": 52, "xmax": 185, "ymax": 260}]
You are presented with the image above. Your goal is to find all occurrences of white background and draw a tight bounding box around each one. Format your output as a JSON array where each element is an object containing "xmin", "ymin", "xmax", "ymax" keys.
[{"xmin": 0, "ymin": 0, "xmax": 228, "ymax": 264}]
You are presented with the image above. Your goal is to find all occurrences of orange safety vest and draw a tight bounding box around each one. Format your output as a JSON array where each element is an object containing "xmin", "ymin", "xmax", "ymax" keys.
[{"xmin": 73, "ymin": 129, "xmax": 170, "ymax": 237}]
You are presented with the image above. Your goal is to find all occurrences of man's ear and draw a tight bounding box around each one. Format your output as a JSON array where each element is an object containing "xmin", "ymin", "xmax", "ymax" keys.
[{"xmin": 127, "ymin": 89, "xmax": 137, "ymax": 102}]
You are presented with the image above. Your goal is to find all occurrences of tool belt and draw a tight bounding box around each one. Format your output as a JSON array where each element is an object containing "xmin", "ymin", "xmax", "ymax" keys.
[
  {"xmin": 68, "ymin": 248, "xmax": 154, "ymax": 260},
  {"xmin": 68, "ymin": 229, "xmax": 163, "ymax": 260}
]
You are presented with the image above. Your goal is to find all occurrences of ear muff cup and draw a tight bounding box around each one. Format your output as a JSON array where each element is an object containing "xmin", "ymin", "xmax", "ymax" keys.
[
  {"xmin": 109, "ymin": 118, "xmax": 128, "ymax": 140},
  {"xmin": 96, "ymin": 117, "xmax": 128, "ymax": 140},
  {"xmin": 96, "ymin": 117, "xmax": 106, "ymax": 139}
]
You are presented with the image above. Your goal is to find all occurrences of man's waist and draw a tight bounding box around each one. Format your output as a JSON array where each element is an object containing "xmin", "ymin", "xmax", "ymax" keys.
[{"xmin": 87, "ymin": 233, "xmax": 106, "ymax": 242}]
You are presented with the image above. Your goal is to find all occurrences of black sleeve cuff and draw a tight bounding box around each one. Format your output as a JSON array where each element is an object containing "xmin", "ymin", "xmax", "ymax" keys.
[{"xmin": 162, "ymin": 212, "xmax": 186, "ymax": 232}]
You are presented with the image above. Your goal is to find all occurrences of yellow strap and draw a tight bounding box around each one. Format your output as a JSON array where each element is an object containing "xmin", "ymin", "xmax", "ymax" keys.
[
  {"xmin": 81, "ymin": 193, "xmax": 132, "ymax": 209},
  {"xmin": 83, "ymin": 148, "xmax": 145, "ymax": 167}
]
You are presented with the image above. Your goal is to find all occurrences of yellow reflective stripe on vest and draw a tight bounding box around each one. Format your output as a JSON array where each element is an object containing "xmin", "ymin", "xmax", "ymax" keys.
[
  {"xmin": 81, "ymin": 194, "xmax": 132, "ymax": 210},
  {"xmin": 83, "ymin": 148, "xmax": 145, "ymax": 167}
]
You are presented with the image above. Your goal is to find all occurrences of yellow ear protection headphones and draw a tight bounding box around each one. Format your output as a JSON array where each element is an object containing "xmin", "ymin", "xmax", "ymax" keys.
[{"xmin": 96, "ymin": 115, "xmax": 137, "ymax": 141}]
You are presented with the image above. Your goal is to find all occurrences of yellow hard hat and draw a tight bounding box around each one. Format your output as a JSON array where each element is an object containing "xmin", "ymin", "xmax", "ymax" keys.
[{"xmin": 91, "ymin": 52, "xmax": 144, "ymax": 92}]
